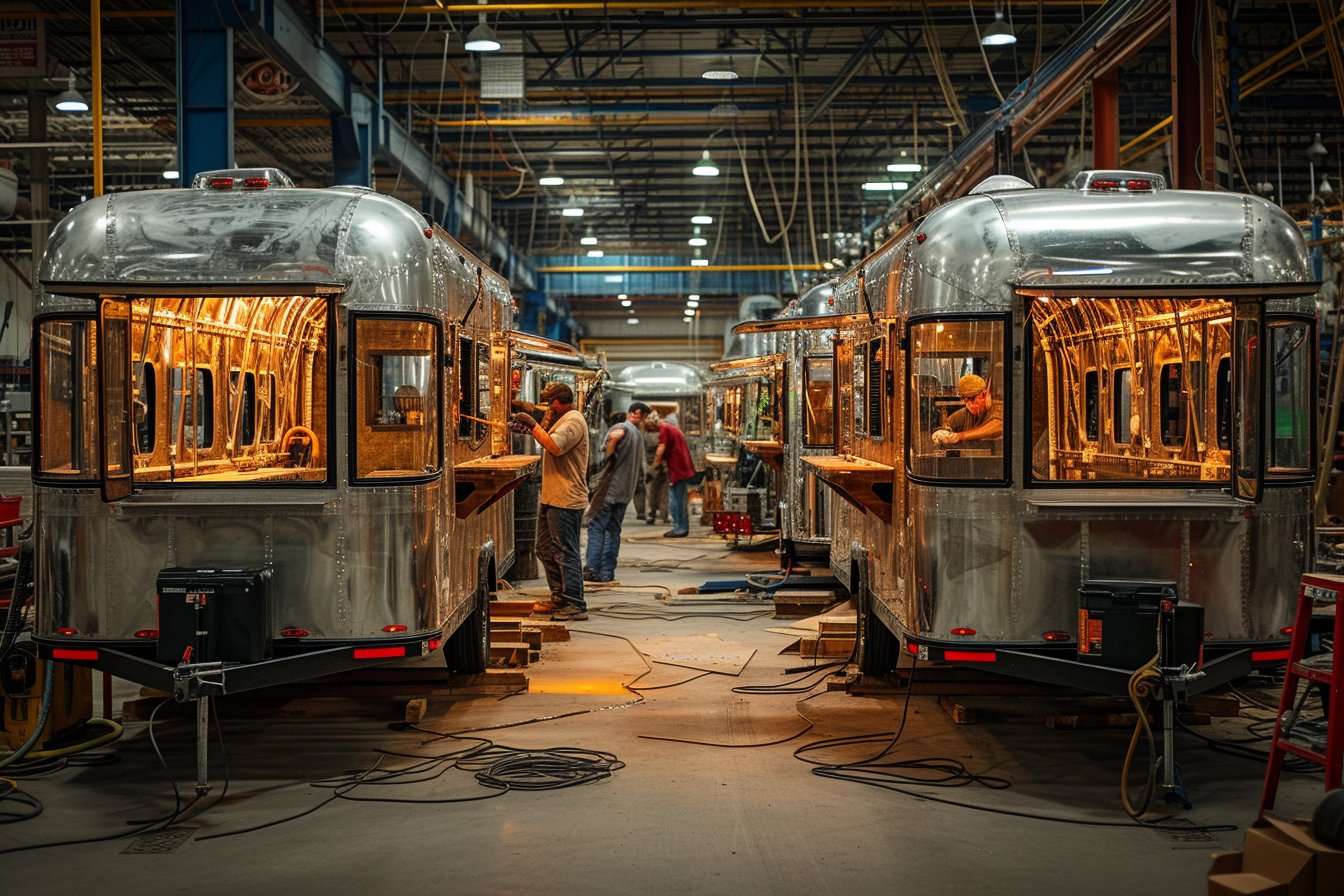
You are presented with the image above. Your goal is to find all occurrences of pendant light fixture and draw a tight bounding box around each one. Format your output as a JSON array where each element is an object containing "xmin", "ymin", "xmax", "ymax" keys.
[
  {"xmin": 53, "ymin": 71, "xmax": 88, "ymax": 113},
  {"xmin": 692, "ymin": 149, "xmax": 719, "ymax": 177},
  {"xmin": 464, "ymin": 1, "xmax": 501, "ymax": 52},
  {"xmin": 981, "ymin": 6, "xmax": 1017, "ymax": 47}
]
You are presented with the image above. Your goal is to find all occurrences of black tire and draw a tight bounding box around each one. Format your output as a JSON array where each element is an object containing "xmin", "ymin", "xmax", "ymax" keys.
[
  {"xmin": 444, "ymin": 588, "xmax": 490, "ymax": 675},
  {"xmin": 858, "ymin": 591, "xmax": 899, "ymax": 676}
]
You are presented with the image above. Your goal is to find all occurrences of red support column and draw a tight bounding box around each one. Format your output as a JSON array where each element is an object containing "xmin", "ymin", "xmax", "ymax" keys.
[
  {"xmin": 1092, "ymin": 69, "xmax": 1119, "ymax": 170},
  {"xmin": 1171, "ymin": 2, "xmax": 1217, "ymax": 189}
]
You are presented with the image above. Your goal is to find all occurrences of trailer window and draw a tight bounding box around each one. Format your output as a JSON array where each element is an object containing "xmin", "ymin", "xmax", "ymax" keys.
[
  {"xmin": 1158, "ymin": 363, "xmax": 1186, "ymax": 447},
  {"xmin": 36, "ymin": 319, "xmax": 98, "ymax": 480},
  {"xmin": 1028, "ymin": 296, "xmax": 1235, "ymax": 484},
  {"xmin": 1084, "ymin": 370, "xmax": 1099, "ymax": 442},
  {"xmin": 1215, "ymin": 356, "xmax": 1231, "ymax": 450},
  {"xmin": 229, "ymin": 370, "xmax": 256, "ymax": 447},
  {"xmin": 457, "ymin": 334, "xmax": 490, "ymax": 442},
  {"xmin": 803, "ymin": 356, "xmax": 834, "ymax": 447},
  {"xmin": 907, "ymin": 318, "xmax": 1005, "ymax": 482},
  {"xmin": 354, "ymin": 318, "xmax": 440, "ymax": 480},
  {"xmin": 1267, "ymin": 318, "xmax": 1313, "ymax": 479},
  {"xmin": 135, "ymin": 362, "xmax": 156, "ymax": 455},
  {"xmin": 171, "ymin": 367, "xmax": 214, "ymax": 451}
]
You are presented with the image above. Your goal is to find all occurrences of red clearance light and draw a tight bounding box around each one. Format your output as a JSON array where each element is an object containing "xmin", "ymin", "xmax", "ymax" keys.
[
  {"xmin": 280, "ymin": 627, "xmax": 311, "ymax": 638},
  {"xmin": 134, "ymin": 629, "xmax": 159, "ymax": 639},
  {"xmin": 945, "ymin": 650, "xmax": 996, "ymax": 663},
  {"xmin": 242, "ymin": 176, "xmax": 270, "ymax": 190},
  {"xmin": 427, "ymin": 638, "xmax": 441, "ymax": 652},
  {"xmin": 1125, "ymin": 178, "xmax": 1154, "ymax": 192},
  {"xmin": 915, "ymin": 232, "xmax": 927, "ymax": 244},
  {"xmin": 1089, "ymin": 178, "xmax": 1120, "ymax": 191},
  {"xmin": 208, "ymin": 176, "xmax": 235, "ymax": 190},
  {"xmin": 950, "ymin": 627, "xmax": 976, "ymax": 636},
  {"xmin": 1251, "ymin": 649, "xmax": 1290, "ymax": 663},
  {"xmin": 906, "ymin": 642, "xmax": 919, "ymax": 655},
  {"xmin": 56, "ymin": 627, "xmax": 78, "ymax": 636},
  {"xmin": 1278, "ymin": 626, "xmax": 1293, "ymax": 636},
  {"xmin": 382, "ymin": 624, "xmax": 408, "ymax": 633},
  {"xmin": 423, "ymin": 228, "xmax": 434, "ymax": 238},
  {"xmin": 52, "ymin": 648, "xmax": 99, "ymax": 661},
  {"xmin": 354, "ymin": 646, "xmax": 405, "ymax": 660},
  {"xmin": 1042, "ymin": 630, "xmax": 1072, "ymax": 642}
]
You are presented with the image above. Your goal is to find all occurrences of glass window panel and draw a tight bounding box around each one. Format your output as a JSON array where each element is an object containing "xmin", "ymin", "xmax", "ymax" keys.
[
  {"xmin": 135, "ymin": 362, "xmax": 156, "ymax": 455},
  {"xmin": 907, "ymin": 318, "xmax": 1006, "ymax": 481},
  {"xmin": 1267, "ymin": 319, "xmax": 1313, "ymax": 478},
  {"xmin": 37, "ymin": 319, "xmax": 97, "ymax": 479},
  {"xmin": 355, "ymin": 317, "xmax": 440, "ymax": 480},
  {"xmin": 1084, "ymin": 369, "xmax": 1098, "ymax": 442},
  {"xmin": 803, "ymin": 356, "xmax": 834, "ymax": 447}
]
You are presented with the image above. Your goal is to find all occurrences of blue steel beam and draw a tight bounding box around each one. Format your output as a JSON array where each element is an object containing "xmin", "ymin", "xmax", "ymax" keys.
[{"xmin": 176, "ymin": 1, "xmax": 234, "ymax": 180}]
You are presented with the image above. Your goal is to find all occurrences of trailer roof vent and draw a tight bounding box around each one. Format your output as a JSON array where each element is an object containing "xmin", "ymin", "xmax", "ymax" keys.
[
  {"xmin": 191, "ymin": 167, "xmax": 295, "ymax": 191},
  {"xmin": 1068, "ymin": 170, "xmax": 1166, "ymax": 194}
]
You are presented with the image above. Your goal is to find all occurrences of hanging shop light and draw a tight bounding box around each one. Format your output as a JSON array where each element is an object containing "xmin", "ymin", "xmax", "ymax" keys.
[
  {"xmin": 539, "ymin": 161, "xmax": 565, "ymax": 186},
  {"xmin": 54, "ymin": 71, "xmax": 88, "ymax": 113},
  {"xmin": 981, "ymin": 7, "xmax": 1017, "ymax": 47},
  {"xmin": 692, "ymin": 149, "xmax": 720, "ymax": 177},
  {"xmin": 561, "ymin": 194, "xmax": 584, "ymax": 217},
  {"xmin": 464, "ymin": 1, "xmax": 501, "ymax": 53}
]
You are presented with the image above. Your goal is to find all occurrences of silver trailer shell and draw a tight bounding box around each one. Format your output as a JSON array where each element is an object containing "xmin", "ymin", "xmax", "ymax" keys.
[
  {"xmin": 33, "ymin": 176, "xmax": 530, "ymax": 691},
  {"xmin": 815, "ymin": 174, "xmax": 1317, "ymax": 681}
]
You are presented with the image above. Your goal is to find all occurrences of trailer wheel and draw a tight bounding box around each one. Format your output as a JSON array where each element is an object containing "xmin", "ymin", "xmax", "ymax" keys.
[
  {"xmin": 859, "ymin": 595, "xmax": 899, "ymax": 676},
  {"xmin": 445, "ymin": 587, "xmax": 490, "ymax": 675}
]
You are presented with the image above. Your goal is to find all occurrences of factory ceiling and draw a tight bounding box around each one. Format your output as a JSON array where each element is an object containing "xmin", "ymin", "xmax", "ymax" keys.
[{"xmin": 2, "ymin": 1, "xmax": 1342, "ymax": 320}]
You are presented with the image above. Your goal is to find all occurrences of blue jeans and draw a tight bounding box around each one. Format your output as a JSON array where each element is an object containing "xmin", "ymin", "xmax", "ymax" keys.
[
  {"xmin": 537, "ymin": 504, "xmax": 585, "ymax": 610},
  {"xmin": 668, "ymin": 480, "xmax": 689, "ymax": 534},
  {"xmin": 584, "ymin": 500, "xmax": 628, "ymax": 579}
]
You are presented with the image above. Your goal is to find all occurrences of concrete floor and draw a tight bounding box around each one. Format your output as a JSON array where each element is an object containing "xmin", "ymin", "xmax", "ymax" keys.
[{"xmin": 1, "ymin": 511, "xmax": 1331, "ymax": 895}]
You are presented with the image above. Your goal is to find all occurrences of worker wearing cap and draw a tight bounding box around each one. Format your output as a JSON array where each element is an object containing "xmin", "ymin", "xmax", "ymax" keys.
[
  {"xmin": 512, "ymin": 381, "xmax": 590, "ymax": 621},
  {"xmin": 932, "ymin": 374, "xmax": 1003, "ymax": 447}
]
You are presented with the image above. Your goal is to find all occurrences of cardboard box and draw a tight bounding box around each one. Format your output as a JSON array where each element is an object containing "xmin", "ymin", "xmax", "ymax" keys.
[
  {"xmin": 1243, "ymin": 822, "xmax": 1316, "ymax": 896},
  {"xmin": 1261, "ymin": 814, "xmax": 1344, "ymax": 896},
  {"xmin": 1208, "ymin": 872, "xmax": 1289, "ymax": 896}
]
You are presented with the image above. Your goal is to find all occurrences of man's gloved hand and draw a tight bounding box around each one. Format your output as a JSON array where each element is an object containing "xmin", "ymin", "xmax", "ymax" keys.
[
  {"xmin": 931, "ymin": 429, "xmax": 955, "ymax": 447},
  {"xmin": 512, "ymin": 411, "xmax": 538, "ymax": 430}
]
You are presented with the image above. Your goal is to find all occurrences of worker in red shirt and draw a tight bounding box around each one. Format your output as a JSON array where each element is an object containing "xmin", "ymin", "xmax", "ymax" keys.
[{"xmin": 650, "ymin": 417, "xmax": 695, "ymax": 537}]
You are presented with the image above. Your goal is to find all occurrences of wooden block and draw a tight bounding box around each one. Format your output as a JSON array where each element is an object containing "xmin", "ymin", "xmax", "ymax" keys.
[
  {"xmin": 441, "ymin": 670, "xmax": 528, "ymax": 694},
  {"xmin": 490, "ymin": 600, "xmax": 539, "ymax": 617},
  {"xmin": 518, "ymin": 627, "xmax": 544, "ymax": 649},
  {"xmin": 534, "ymin": 621, "xmax": 571, "ymax": 642},
  {"xmin": 772, "ymin": 590, "xmax": 840, "ymax": 617},
  {"xmin": 489, "ymin": 619, "xmax": 523, "ymax": 634},
  {"xmin": 489, "ymin": 641, "xmax": 531, "ymax": 667},
  {"xmin": 798, "ymin": 635, "xmax": 855, "ymax": 658},
  {"xmin": 818, "ymin": 620, "xmax": 858, "ymax": 637},
  {"xmin": 404, "ymin": 697, "xmax": 428, "ymax": 723},
  {"xmin": 939, "ymin": 696, "xmax": 976, "ymax": 724}
]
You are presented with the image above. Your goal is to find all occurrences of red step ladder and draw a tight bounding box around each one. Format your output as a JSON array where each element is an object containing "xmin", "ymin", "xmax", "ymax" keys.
[{"xmin": 1259, "ymin": 571, "xmax": 1344, "ymax": 817}]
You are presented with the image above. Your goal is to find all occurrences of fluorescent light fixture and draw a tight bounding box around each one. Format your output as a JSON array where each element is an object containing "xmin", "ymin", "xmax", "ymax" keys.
[
  {"xmin": 862, "ymin": 181, "xmax": 909, "ymax": 191},
  {"xmin": 688, "ymin": 236, "xmax": 707, "ymax": 247},
  {"xmin": 538, "ymin": 161, "xmax": 564, "ymax": 186},
  {"xmin": 691, "ymin": 258, "xmax": 709, "ymax": 267},
  {"xmin": 53, "ymin": 72, "xmax": 88, "ymax": 113},
  {"xmin": 561, "ymin": 194, "xmax": 583, "ymax": 216},
  {"xmin": 691, "ymin": 213, "xmax": 714, "ymax": 225},
  {"xmin": 886, "ymin": 162, "xmax": 922, "ymax": 173},
  {"xmin": 981, "ymin": 9, "xmax": 1016, "ymax": 47},
  {"xmin": 687, "ymin": 299, "xmax": 700, "ymax": 308},
  {"xmin": 587, "ymin": 249, "xmax": 604, "ymax": 258},
  {"xmin": 620, "ymin": 299, "xmax": 632, "ymax": 307},
  {"xmin": 162, "ymin": 169, "xmax": 179, "ymax": 180},
  {"xmin": 627, "ymin": 317, "xmax": 640, "ymax": 325},
  {"xmin": 617, "ymin": 293, "xmax": 628, "ymax": 300},
  {"xmin": 687, "ymin": 294, "xmax": 700, "ymax": 301},
  {"xmin": 603, "ymin": 274, "xmax": 623, "ymax": 283},
  {"xmin": 580, "ymin": 234, "xmax": 598, "ymax": 246},
  {"xmin": 692, "ymin": 149, "xmax": 719, "ymax": 177}
]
